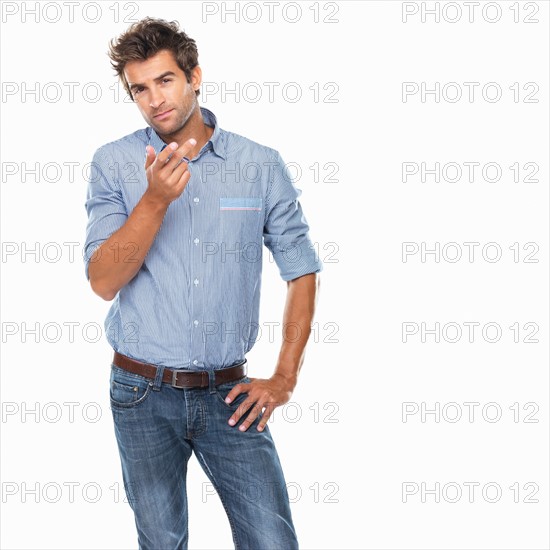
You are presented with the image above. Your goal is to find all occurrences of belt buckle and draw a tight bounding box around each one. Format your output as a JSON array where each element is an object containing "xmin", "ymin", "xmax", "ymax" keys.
[
  {"xmin": 171, "ymin": 369, "xmax": 187, "ymax": 389},
  {"xmin": 170, "ymin": 369, "xmax": 208, "ymax": 388}
]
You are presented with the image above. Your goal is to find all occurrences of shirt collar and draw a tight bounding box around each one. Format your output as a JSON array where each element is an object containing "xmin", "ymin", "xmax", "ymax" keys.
[{"xmin": 147, "ymin": 106, "xmax": 226, "ymax": 160}]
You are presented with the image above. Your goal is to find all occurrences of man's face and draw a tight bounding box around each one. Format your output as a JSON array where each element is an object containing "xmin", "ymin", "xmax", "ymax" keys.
[{"xmin": 124, "ymin": 49, "xmax": 201, "ymax": 136}]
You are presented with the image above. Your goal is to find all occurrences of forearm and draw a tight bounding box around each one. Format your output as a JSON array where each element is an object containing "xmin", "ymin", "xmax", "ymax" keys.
[
  {"xmin": 273, "ymin": 273, "xmax": 320, "ymax": 387},
  {"xmin": 88, "ymin": 190, "xmax": 169, "ymax": 301}
]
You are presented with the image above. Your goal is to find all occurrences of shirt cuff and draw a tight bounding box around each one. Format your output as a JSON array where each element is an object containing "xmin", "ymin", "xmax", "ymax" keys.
[
  {"xmin": 83, "ymin": 241, "xmax": 106, "ymax": 282},
  {"xmin": 269, "ymin": 237, "xmax": 323, "ymax": 281}
]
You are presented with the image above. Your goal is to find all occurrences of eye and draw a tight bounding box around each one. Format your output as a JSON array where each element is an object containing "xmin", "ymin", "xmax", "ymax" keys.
[
  {"xmin": 134, "ymin": 87, "xmax": 144, "ymax": 95},
  {"xmin": 162, "ymin": 78, "xmax": 172, "ymax": 84}
]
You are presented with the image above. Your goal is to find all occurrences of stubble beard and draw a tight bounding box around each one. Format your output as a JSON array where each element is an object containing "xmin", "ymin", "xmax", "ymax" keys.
[{"xmin": 151, "ymin": 97, "xmax": 198, "ymax": 141}]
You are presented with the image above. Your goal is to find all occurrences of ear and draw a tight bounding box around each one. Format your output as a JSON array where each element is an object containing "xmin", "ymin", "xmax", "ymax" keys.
[{"xmin": 190, "ymin": 65, "xmax": 202, "ymax": 92}]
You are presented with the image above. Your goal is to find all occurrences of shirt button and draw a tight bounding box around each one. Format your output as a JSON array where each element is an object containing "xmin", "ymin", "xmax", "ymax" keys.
[
  {"xmin": 193, "ymin": 360, "xmax": 198, "ymax": 366},
  {"xmin": 193, "ymin": 197, "xmax": 199, "ymax": 203},
  {"xmin": 194, "ymin": 238, "xmax": 200, "ymax": 245},
  {"xmin": 193, "ymin": 278, "xmax": 199, "ymax": 286},
  {"xmin": 193, "ymin": 320, "xmax": 199, "ymax": 327}
]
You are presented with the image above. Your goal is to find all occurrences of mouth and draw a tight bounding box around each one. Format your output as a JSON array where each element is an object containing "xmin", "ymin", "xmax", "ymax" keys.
[{"xmin": 154, "ymin": 109, "xmax": 174, "ymax": 120}]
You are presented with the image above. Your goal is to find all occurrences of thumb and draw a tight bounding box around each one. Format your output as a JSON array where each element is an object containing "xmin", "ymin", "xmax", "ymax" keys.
[{"xmin": 144, "ymin": 145, "xmax": 156, "ymax": 170}]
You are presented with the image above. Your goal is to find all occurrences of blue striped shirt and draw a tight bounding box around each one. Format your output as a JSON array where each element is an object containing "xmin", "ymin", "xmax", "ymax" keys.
[{"xmin": 83, "ymin": 107, "xmax": 322, "ymax": 369}]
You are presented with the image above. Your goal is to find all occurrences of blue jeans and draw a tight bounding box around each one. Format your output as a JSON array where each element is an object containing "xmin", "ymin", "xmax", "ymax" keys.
[{"xmin": 109, "ymin": 362, "xmax": 299, "ymax": 550}]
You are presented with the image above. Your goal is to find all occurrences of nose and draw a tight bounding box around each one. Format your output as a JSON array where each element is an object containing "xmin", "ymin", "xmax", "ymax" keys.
[{"xmin": 149, "ymin": 87, "xmax": 166, "ymax": 110}]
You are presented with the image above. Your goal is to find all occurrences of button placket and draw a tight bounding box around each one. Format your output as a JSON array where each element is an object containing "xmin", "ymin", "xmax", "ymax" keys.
[
  {"xmin": 187, "ymin": 162, "xmax": 199, "ymax": 369},
  {"xmin": 189, "ymin": 161, "xmax": 204, "ymax": 370}
]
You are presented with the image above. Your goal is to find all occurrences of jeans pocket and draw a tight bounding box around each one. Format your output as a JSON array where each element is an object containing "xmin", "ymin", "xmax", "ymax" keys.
[
  {"xmin": 109, "ymin": 364, "xmax": 153, "ymax": 409},
  {"xmin": 214, "ymin": 375, "xmax": 250, "ymax": 410}
]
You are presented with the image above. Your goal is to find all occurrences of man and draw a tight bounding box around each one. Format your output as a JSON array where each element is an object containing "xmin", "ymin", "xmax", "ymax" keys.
[{"xmin": 84, "ymin": 16, "xmax": 322, "ymax": 550}]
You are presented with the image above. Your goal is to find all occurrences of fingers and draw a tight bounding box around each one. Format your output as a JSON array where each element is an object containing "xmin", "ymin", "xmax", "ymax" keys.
[
  {"xmin": 224, "ymin": 380, "xmax": 286, "ymax": 432},
  {"xmin": 256, "ymin": 403, "xmax": 275, "ymax": 432},
  {"xmin": 154, "ymin": 141, "xmax": 178, "ymax": 165},
  {"xmin": 226, "ymin": 393, "xmax": 277, "ymax": 432},
  {"xmin": 155, "ymin": 138, "xmax": 196, "ymax": 194},
  {"xmin": 227, "ymin": 398, "xmax": 256, "ymax": 429},
  {"xmin": 172, "ymin": 166, "xmax": 192, "ymax": 191},
  {"xmin": 144, "ymin": 138, "xmax": 196, "ymax": 203},
  {"xmin": 144, "ymin": 145, "xmax": 156, "ymax": 171},
  {"xmin": 169, "ymin": 153, "xmax": 192, "ymax": 185},
  {"xmin": 156, "ymin": 138, "xmax": 196, "ymax": 170},
  {"xmin": 228, "ymin": 399, "xmax": 252, "ymax": 427},
  {"xmin": 234, "ymin": 400, "xmax": 277, "ymax": 432},
  {"xmin": 225, "ymin": 383, "xmax": 249, "ymax": 405},
  {"xmin": 238, "ymin": 402, "xmax": 265, "ymax": 432}
]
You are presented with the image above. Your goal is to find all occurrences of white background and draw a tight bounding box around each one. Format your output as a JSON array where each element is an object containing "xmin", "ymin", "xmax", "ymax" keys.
[{"xmin": 1, "ymin": 1, "xmax": 549, "ymax": 549}]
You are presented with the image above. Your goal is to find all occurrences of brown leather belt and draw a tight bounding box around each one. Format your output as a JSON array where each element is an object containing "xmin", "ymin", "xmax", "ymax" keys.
[{"xmin": 113, "ymin": 351, "xmax": 247, "ymax": 389}]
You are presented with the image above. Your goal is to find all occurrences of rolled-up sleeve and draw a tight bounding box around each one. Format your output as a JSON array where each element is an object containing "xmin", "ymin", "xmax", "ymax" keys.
[
  {"xmin": 83, "ymin": 146, "xmax": 128, "ymax": 281},
  {"xmin": 263, "ymin": 151, "xmax": 323, "ymax": 281}
]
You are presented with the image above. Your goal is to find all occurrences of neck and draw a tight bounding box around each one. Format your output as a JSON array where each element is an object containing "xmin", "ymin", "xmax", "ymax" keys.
[{"xmin": 160, "ymin": 105, "xmax": 213, "ymax": 159}]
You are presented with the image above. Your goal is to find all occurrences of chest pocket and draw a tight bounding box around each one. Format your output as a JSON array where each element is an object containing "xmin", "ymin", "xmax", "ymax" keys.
[
  {"xmin": 219, "ymin": 197, "xmax": 262, "ymax": 211},
  {"xmin": 219, "ymin": 197, "xmax": 263, "ymax": 260}
]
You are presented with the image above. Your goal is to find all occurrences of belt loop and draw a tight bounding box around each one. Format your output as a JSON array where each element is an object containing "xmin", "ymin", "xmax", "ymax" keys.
[
  {"xmin": 152, "ymin": 364, "xmax": 165, "ymax": 391},
  {"xmin": 208, "ymin": 367, "xmax": 216, "ymax": 394}
]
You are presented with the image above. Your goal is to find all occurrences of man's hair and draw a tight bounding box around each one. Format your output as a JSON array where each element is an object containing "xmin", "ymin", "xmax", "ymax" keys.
[{"xmin": 108, "ymin": 17, "xmax": 200, "ymax": 100}]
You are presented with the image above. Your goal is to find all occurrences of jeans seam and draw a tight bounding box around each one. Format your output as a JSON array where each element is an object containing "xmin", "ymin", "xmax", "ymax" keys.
[
  {"xmin": 110, "ymin": 381, "xmax": 153, "ymax": 409},
  {"xmin": 194, "ymin": 451, "xmax": 242, "ymax": 550},
  {"xmin": 111, "ymin": 363, "xmax": 151, "ymax": 384},
  {"xmin": 213, "ymin": 376, "xmax": 250, "ymax": 409}
]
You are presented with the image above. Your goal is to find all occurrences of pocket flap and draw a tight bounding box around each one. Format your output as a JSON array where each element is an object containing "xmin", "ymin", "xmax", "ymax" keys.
[{"xmin": 219, "ymin": 197, "xmax": 262, "ymax": 211}]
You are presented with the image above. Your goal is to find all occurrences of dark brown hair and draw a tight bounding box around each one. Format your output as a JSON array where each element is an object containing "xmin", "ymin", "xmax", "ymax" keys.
[{"xmin": 108, "ymin": 17, "xmax": 200, "ymax": 100}]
